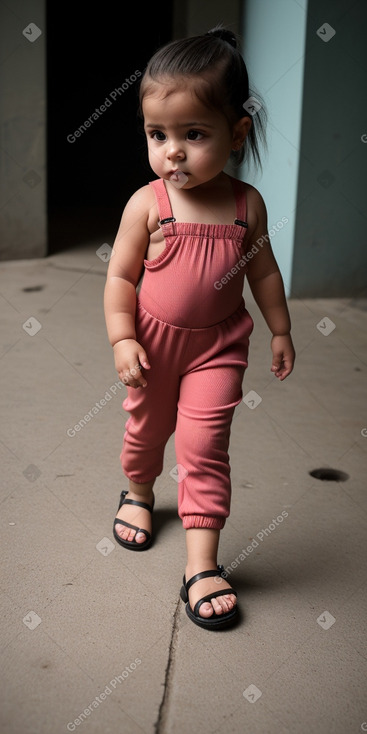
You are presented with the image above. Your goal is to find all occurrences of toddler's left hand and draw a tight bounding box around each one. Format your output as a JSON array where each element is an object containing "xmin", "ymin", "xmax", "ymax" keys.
[{"xmin": 270, "ymin": 334, "xmax": 295, "ymax": 381}]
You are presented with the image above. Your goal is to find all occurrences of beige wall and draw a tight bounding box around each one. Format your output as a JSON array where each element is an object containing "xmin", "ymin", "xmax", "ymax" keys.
[{"xmin": 0, "ymin": 1, "xmax": 46, "ymax": 260}]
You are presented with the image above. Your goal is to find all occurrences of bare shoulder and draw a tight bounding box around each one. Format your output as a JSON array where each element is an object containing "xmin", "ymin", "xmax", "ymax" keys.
[
  {"xmin": 243, "ymin": 182, "xmax": 267, "ymax": 209},
  {"xmin": 123, "ymin": 184, "xmax": 154, "ymax": 215},
  {"xmin": 238, "ymin": 181, "xmax": 268, "ymax": 238},
  {"xmin": 123, "ymin": 183, "xmax": 159, "ymax": 234},
  {"xmin": 242, "ymin": 181, "xmax": 267, "ymax": 217}
]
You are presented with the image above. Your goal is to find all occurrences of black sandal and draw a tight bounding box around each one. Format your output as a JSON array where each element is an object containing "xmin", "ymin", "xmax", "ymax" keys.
[
  {"xmin": 180, "ymin": 565, "xmax": 239, "ymax": 630},
  {"xmin": 113, "ymin": 490, "xmax": 154, "ymax": 551}
]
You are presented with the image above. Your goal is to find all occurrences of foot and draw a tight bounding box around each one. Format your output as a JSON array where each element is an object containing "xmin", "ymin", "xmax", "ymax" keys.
[
  {"xmin": 185, "ymin": 563, "xmax": 237, "ymax": 619},
  {"xmin": 114, "ymin": 490, "xmax": 154, "ymax": 545}
]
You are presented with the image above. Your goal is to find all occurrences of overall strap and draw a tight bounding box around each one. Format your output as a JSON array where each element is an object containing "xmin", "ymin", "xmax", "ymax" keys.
[
  {"xmin": 149, "ymin": 179, "xmax": 176, "ymax": 225},
  {"xmin": 231, "ymin": 177, "xmax": 248, "ymax": 228}
]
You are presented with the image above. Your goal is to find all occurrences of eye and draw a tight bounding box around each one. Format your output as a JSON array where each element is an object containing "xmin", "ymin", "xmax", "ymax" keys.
[
  {"xmin": 150, "ymin": 130, "xmax": 166, "ymax": 142},
  {"xmin": 187, "ymin": 130, "xmax": 204, "ymax": 141}
]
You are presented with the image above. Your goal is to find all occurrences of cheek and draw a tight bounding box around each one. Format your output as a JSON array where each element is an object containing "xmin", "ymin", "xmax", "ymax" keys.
[
  {"xmin": 193, "ymin": 144, "xmax": 215, "ymax": 162},
  {"xmin": 198, "ymin": 137, "xmax": 228, "ymax": 158},
  {"xmin": 194, "ymin": 145, "xmax": 226, "ymax": 170},
  {"xmin": 147, "ymin": 143, "xmax": 163, "ymax": 163}
]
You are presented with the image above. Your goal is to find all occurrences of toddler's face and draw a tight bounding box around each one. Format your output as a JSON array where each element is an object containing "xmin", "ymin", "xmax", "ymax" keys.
[{"xmin": 142, "ymin": 82, "xmax": 240, "ymax": 188}]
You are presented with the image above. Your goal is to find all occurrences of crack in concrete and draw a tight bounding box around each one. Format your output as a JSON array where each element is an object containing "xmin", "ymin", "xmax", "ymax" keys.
[{"xmin": 154, "ymin": 597, "xmax": 182, "ymax": 734}]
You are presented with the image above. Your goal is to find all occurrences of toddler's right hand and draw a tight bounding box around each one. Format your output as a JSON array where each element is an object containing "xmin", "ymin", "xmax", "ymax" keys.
[{"xmin": 113, "ymin": 339, "xmax": 151, "ymax": 388}]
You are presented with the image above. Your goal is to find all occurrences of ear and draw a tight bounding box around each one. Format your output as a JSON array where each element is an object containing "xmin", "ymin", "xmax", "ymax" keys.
[{"xmin": 232, "ymin": 116, "xmax": 252, "ymax": 151}]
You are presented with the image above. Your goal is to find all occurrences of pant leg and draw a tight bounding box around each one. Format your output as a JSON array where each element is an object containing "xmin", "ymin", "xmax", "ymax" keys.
[
  {"xmin": 175, "ymin": 360, "xmax": 246, "ymax": 529},
  {"xmin": 175, "ymin": 302, "xmax": 253, "ymax": 529},
  {"xmin": 121, "ymin": 395, "xmax": 178, "ymax": 483},
  {"xmin": 120, "ymin": 302, "xmax": 187, "ymax": 483}
]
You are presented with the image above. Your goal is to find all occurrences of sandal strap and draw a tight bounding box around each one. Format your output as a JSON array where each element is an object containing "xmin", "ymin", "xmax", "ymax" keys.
[
  {"xmin": 122, "ymin": 498, "xmax": 153, "ymax": 513},
  {"xmin": 114, "ymin": 517, "xmax": 151, "ymax": 541},
  {"xmin": 118, "ymin": 490, "xmax": 154, "ymax": 513},
  {"xmin": 194, "ymin": 589, "xmax": 238, "ymax": 617},
  {"xmin": 184, "ymin": 565, "xmax": 226, "ymax": 593}
]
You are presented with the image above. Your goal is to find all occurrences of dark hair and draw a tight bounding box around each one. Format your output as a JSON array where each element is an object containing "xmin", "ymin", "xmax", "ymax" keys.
[{"xmin": 138, "ymin": 25, "xmax": 267, "ymax": 169}]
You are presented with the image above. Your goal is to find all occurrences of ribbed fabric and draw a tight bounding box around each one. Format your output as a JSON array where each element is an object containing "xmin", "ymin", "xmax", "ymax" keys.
[
  {"xmin": 120, "ymin": 177, "xmax": 254, "ymax": 530},
  {"xmin": 139, "ymin": 177, "xmax": 249, "ymax": 329}
]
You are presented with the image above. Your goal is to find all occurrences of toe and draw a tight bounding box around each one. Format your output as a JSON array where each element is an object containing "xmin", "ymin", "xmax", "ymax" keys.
[
  {"xmin": 211, "ymin": 597, "xmax": 225, "ymax": 615},
  {"xmin": 115, "ymin": 524, "xmax": 127, "ymax": 539},
  {"xmin": 212, "ymin": 594, "xmax": 237, "ymax": 615},
  {"xmin": 223, "ymin": 593, "xmax": 236, "ymax": 609},
  {"xmin": 116, "ymin": 524, "xmax": 147, "ymax": 544},
  {"xmin": 117, "ymin": 525, "xmax": 135, "ymax": 541},
  {"xmin": 135, "ymin": 531, "xmax": 147, "ymax": 543},
  {"xmin": 198, "ymin": 602, "xmax": 214, "ymax": 618}
]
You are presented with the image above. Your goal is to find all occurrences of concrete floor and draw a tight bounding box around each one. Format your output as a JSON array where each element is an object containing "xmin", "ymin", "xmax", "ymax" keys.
[{"xmin": 1, "ymin": 242, "xmax": 366, "ymax": 734}]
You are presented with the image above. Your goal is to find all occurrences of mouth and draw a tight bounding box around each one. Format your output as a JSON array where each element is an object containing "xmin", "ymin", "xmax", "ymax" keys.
[{"xmin": 169, "ymin": 170, "xmax": 189, "ymax": 186}]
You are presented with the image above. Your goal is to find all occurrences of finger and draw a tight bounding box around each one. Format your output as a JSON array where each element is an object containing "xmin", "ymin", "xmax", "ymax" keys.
[
  {"xmin": 137, "ymin": 349, "xmax": 151, "ymax": 370},
  {"xmin": 118, "ymin": 369, "xmax": 147, "ymax": 389},
  {"xmin": 271, "ymin": 358, "xmax": 283, "ymax": 373},
  {"xmin": 118, "ymin": 371, "xmax": 130, "ymax": 387},
  {"xmin": 280, "ymin": 362, "xmax": 294, "ymax": 379},
  {"xmin": 120, "ymin": 378, "xmax": 146, "ymax": 389},
  {"xmin": 273, "ymin": 360, "xmax": 293, "ymax": 380},
  {"xmin": 129, "ymin": 363, "xmax": 148, "ymax": 388}
]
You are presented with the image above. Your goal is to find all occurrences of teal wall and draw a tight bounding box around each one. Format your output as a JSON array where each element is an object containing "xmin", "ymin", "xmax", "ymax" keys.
[
  {"xmin": 240, "ymin": 0, "xmax": 308, "ymax": 295},
  {"xmin": 240, "ymin": 0, "xmax": 367, "ymax": 298},
  {"xmin": 291, "ymin": 0, "xmax": 367, "ymax": 297}
]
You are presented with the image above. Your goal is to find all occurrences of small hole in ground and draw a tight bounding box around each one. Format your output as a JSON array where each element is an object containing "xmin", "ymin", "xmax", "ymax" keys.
[{"xmin": 309, "ymin": 468, "xmax": 349, "ymax": 482}]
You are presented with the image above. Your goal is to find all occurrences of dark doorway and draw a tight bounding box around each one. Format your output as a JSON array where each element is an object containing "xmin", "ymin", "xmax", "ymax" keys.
[{"xmin": 46, "ymin": 3, "xmax": 174, "ymax": 255}]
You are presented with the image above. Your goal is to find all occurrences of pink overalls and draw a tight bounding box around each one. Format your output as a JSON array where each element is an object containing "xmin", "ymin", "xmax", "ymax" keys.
[{"xmin": 120, "ymin": 176, "xmax": 254, "ymax": 530}]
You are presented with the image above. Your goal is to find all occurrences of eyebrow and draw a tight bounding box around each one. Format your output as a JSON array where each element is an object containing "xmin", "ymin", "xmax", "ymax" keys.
[{"xmin": 145, "ymin": 122, "xmax": 215, "ymax": 129}]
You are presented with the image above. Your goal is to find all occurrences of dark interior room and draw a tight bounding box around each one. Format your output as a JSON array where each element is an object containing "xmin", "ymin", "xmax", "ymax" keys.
[{"xmin": 46, "ymin": 3, "xmax": 174, "ymax": 254}]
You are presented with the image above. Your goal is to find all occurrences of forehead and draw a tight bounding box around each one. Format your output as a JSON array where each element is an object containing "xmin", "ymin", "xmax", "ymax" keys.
[
  {"xmin": 142, "ymin": 78, "xmax": 200, "ymax": 106},
  {"xmin": 142, "ymin": 77, "xmax": 223, "ymax": 123}
]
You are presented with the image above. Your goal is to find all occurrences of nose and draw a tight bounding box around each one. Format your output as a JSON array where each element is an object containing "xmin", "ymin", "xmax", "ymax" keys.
[{"xmin": 166, "ymin": 139, "xmax": 185, "ymax": 161}]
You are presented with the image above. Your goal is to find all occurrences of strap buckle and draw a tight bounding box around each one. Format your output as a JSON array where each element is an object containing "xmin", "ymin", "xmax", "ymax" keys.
[
  {"xmin": 234, "ymin": 218, "xmax": 248, "ymax": 228},
  {"xmin": 159, "ymin": 217, "xmax": 176, "ymax": 225}
]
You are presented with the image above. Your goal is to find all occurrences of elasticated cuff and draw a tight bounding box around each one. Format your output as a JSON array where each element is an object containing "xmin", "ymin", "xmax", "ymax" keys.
[
  {"xmin": 123, "ymin": 470, "xmax": 157, "ymax": 484},
  {"xmin": 182, "ymin": 515, "xmax": 226, "ymax": 530}
]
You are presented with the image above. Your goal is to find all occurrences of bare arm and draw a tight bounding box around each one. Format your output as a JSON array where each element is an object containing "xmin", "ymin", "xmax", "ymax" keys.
[
  {"xmin": 245, "ymin": 188, "xmax": 295, "ymax": 380},
  {"xmin": 104, "ymin": 186, "xmax": 153, "ymax": 387}
]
